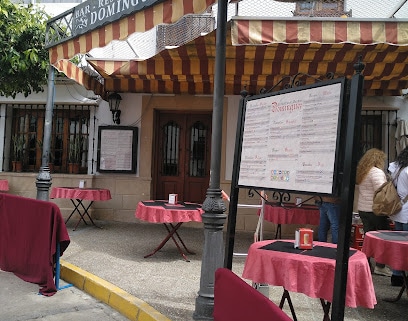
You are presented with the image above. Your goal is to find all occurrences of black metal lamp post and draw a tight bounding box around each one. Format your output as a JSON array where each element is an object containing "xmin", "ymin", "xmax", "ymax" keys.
[
  {"xmin": 36, "ymin": 65, "xmax": 55, "ymax": 201},
  {"xmin": 193, "ymin": 0, "xmax": 228, "ymax": 319},
  {"xmin": 108, "ymin": 92, "xmax": 122, "ymax": 125}
]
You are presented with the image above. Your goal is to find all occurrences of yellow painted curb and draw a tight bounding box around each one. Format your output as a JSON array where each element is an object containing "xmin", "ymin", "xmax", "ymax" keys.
[{"xmin": 60, "ymin": 260, "xmax": 172, "ymax": 321}]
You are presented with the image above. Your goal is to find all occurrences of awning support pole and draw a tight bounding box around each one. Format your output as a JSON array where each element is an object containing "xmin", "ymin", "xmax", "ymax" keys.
[
  {"xmin": 193, "ymin": 0, "xmax": 228, "ymax": 319},
  {"xmin": 36, "ymin": 64, "xmax": 54, "ymax": 201}
]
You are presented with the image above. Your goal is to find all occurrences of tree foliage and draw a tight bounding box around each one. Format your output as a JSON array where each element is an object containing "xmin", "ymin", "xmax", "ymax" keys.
[{"xmin": 0, "ymin": 0, "xmax": 50, "ymax": 98}]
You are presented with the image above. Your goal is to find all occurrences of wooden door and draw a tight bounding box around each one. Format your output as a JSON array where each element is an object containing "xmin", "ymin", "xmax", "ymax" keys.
[{"xmin": 154, "ymin": 112, "xmax": 212, "ymax": 203}]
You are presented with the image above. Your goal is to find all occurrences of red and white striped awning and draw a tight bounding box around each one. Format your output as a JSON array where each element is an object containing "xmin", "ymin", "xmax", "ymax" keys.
[
  {"xmin": 49, "ymin": 14, "xmax": 408, "ymax": 97},
  {"xmin": 231, "ymin": 18, "xmax": 408, "ymax": 45}
]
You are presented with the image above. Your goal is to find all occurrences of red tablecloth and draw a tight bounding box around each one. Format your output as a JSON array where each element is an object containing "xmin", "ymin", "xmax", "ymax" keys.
[
  {"xmin": 261, "ymin": 203, "xmax": 320, "ymax": 225},
  {"xmin": 242, "ymin": 240, "xmax": 376, "ymax": 309},
  {"xmin": 362, "ymin": 231, "xmax": 408, "ymax": 271},
  {"xmin": 0, "ymin": 179, "xmax": 9, "ymax": 191},
  {"xmin": 50, "ymin": 187, "xmax": 111, "ymax": 201},
  {"xmin": 136, "ymin": 200, "xmax": 203, "ymax": 223},
  {"xmin": 0, "ymin": 193, "xmax": 70, "ymax": 296}
]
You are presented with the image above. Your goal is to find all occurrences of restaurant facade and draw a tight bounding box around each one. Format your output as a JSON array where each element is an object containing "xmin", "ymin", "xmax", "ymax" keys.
[{"xmin": 1, "ymin": 0, "xmax": 408, "ymax": 237}]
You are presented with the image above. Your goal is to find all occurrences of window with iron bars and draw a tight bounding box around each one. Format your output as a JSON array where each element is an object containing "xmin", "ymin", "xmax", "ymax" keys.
[
  {"xmin": 9, "ymin": 104, "xmax": 90, "ymax": 174},
  {"xmin": 359, "ymin": 110, "xmax": 398, "ymax": 166}
]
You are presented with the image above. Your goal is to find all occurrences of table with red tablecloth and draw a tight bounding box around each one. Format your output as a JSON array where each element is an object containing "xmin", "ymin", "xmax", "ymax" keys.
[
  {"xmin": 0, "ymin": 193, "xmax": 70, "ymax": 296},
  {"xmin": 135, "ymin": 200, "xmax": 203, "ymax": 261},
  {"xmin": 0, "ymin": 179, "xmax": 9, "ymax": 191},
  {"xmin": 242, "ymin": 240, "xmax": 376, "ymax": 321},
  {"xmin": 261, "ymin": 203, "xmax": 320, "ymax": 238},
  {"xmin": 50, "ymin": 187, "xmax": 111, "ymax": 230},
  {"xmin": 362, "ymin": 230, "xmax": 408, "ymax": 302}
]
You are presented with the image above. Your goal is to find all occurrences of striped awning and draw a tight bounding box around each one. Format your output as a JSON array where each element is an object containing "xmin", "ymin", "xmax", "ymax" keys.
[
  {"xmin": 50, "ymin": 15, "xmax": 408, "ymax": 97},
  {"xmin": 49, "ymin": 0, "xmax": 217, "ymax": 64}
]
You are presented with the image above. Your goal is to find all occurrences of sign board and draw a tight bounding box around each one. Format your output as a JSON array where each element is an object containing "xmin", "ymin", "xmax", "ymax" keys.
[
  {"xmin": 97, "ymin": 126, "xmax": 138, "ymax": 173},
  {"xmin": 72, "ymin": 0, "xmax": 166, "ymax": 37},
  {"xmin": 237, "ymin": 78, "xmax": 345, "ymax": 195}
]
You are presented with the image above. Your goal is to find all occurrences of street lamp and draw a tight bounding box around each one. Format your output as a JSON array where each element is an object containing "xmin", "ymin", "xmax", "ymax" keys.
[{"xmin": 108, "ymin": 92, "xmax": 122, "ymax": 125}]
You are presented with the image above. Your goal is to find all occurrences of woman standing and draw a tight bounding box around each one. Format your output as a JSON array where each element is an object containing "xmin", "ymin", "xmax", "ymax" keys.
[
  {"xmin": 356, "ymin": 148, "xmax": 392, "ymax": 276},
  {"xmin": 388, "ymin": 146, "xmax": 408, "ymax": 286}
]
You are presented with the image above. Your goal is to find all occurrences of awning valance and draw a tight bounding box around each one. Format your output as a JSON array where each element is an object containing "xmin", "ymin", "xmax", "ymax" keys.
[
  {"xmin": 48, "ymin": 0, "xmax": 217, "ymax": 65},
  {"xmin": 231, "ymin": 18, "xmax": 408, "ymax": 45}
]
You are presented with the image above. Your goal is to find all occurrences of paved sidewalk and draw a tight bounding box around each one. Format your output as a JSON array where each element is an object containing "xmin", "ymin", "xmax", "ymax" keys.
[
  {"xmin": 0, "ymin": 269, "xmax": 128, "ymax": 321},
  {"xmin": 2, "ymin": 220, "xmax": 408, "ymax": 321}
]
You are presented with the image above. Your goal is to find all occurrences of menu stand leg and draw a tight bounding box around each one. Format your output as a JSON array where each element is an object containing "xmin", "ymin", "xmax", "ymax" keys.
[
  {"xmin": 144, "ymin": 223, "xmax": 192, "ymax": 262},
  {"xmin": 384, "ymin": 271, "xmax": 407, "ymax": 303},
  {"xmin": 320, "ymin": 299, "xmax": 331, "ymax": 321},
  {"xmin": 279, "ymin": 289, "xmax": 297, "ymax": 321}
]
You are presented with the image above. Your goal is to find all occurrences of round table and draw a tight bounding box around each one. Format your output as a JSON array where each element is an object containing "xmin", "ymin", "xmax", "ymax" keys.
[
  {"xmin": 261, "ymin": 203, "xmax": 320, "ymax": 238},
  {"xmin": 362, "ymin": 230, "xmax": 408, "ymax": 302},
  {"xmin": 135, "ymin": 200, "xmax": 203, "ymax": 261},
  {"xmin": 50, "ymin": 187, "xmax": 111, "ymax": 230}
]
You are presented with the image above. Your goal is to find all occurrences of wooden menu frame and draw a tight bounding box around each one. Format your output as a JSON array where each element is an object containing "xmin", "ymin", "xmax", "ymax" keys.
[{"xmin": 97, "ymin": 126, "xmax": 138, "ymax": 173}]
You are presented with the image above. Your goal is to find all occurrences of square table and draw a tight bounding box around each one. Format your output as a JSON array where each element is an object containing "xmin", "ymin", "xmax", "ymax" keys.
[
  {"xmin": 135, "ymin": 200, "xmax": 203, "ymax": 261},
  {"xmin": 242, "ymin": 240, "xmax": 376, "ymax": 321}
]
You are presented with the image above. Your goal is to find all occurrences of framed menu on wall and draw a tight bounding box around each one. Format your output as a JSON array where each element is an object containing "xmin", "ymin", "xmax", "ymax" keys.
[
  {"xmin": 237, "ymin": 78, "xmax": 346, "ymax": 195},
  {"xmin": 97, "ymin": 126, "xmax": 138, "ymax": 173}
]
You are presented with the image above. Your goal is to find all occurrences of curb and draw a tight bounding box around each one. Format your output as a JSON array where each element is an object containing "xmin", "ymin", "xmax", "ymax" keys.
[{"xmin": 60, "ymin": 260, "xmax": 172, "ymax": 321}]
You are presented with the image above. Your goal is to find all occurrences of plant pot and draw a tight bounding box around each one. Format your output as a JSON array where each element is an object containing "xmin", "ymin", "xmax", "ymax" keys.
[
  {"xmin": 68, "ymin": 163, "xmax": 80, "ymax": 174},
  {"xmin": 14, "ymin": 161, "xmax": 23, "ymax": 172}
]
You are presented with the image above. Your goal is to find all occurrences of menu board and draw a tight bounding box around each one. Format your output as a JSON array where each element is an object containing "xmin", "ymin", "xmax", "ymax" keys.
[
  {"xmin": 238, "ymin": 79, "xmax": 344, "ymax": 194},
  {"xmin": 97, "ymin": 126, "xmax": 138, "ymax": 173}
]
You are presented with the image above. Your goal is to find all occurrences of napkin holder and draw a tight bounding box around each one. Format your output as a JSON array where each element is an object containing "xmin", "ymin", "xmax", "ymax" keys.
[
  {"xmin": 79, "ymin": 180, "xmax": 86, "ymax": 189},
  {"xmin": 294, "ymin": 228, "xmax": 313, "ymax": 249},
  {"xmin": 168, "ymin": 194, "xmax": 178, "ymax": 205}
]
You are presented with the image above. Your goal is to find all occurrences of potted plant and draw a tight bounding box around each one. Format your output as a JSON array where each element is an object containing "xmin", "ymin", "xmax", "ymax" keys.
[
  {"xmin": 37, "ymin": 139, "xmax": 55, "ymax": 172},
  {"xmin": 68, "ymin": 136, "xmax": 83, "ymax": 174},
  {"xmin": 12, "ymin": 135, "xmax": 25, "ymax": 172}
]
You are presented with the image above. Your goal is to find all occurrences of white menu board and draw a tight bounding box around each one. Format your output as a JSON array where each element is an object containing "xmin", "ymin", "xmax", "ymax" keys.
[
  {"xmin": 238, "ymin": 80, "xmax": 343, "ymax": 194},
  {"xmin": 98, "ymin": 126, "xmax": 138, "ymax": 173}
]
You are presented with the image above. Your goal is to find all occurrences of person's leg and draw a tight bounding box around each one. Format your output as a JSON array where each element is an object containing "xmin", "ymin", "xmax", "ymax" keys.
[
  {"xmin": 373, "ymin": 215, "xmax": 390, "ymax": 231},
  {"xmin": 318, "ymin": 202, "xmax": 329, "ymax": 242},
  {"xmin": 358, "ymin": 211, "xmax": 375, "ymax": 233},
  {"xmin": 326, "ymin": 203, "xmax": 341, "ymax": 244},
  {"xmin": 360, "ymin": 211, "xmax": 390, "ymax": 273}
]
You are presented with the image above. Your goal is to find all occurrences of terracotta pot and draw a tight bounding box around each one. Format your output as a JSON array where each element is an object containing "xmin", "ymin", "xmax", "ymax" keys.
[
  {"xmin": 15, "ymin": 161, "xmax": 23, "ymax": 172},
  {"xmin": 68, "ymin": 163, "xmax": 80, "ymax": 174}
]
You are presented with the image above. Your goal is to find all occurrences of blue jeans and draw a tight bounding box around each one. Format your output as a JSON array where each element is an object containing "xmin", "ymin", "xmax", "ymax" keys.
[
  {"xmin": 317, "ymin": 201, "xmax": 341, "ymax": 244},
  {"xmin": 392, "ymin": 221, "xmax": 408, "ymax": 276}
]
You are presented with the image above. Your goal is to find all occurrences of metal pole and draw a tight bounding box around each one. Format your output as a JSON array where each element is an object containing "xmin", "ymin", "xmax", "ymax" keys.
[
  {"xmin": 224, "ymin": 89, "xmax": 248, "ymax": 269},
  {"xmin": 36, "ymin": 65, "xmax": 54, "ymax": 201},
  {"xmin": 193, "ymin": 0, "xmax": 228, "ymax": 319},
  {"xmin": 331, "ymin": 58, "xmax": 364, "ymax": 320}
]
